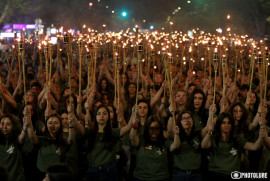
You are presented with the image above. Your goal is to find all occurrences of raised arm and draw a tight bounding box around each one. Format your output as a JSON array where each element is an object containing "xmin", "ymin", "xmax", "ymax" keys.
[
  {"xmin": 130, "ymin": 107, "xmax": 139, "ymax": 147},
  {"xmin": 18, "ymin": 108, "xmax": 31, "ymax": 144},
  {"xmin": 170, "ymin": 126, "xmax": 180, "ymax": 152},
  {"xmin": 201, "ymin": 123, "xmax": 214, "ymax": 149},
  {"xmin": 67, "ymin": 104, "xmax": 76, "ymax": 145},
  {"xmin": 119, "ymin": 104, "xmax": 135, "ymax": 136},
  {"xmin": 150, "ymin": 81, "xmax": 165, "ymax": 107}
]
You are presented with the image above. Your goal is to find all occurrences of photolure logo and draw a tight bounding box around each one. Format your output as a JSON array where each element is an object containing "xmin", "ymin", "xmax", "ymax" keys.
[{"xmin": 231, "ymin": 171, "xmax": 268, "ymax": 180}]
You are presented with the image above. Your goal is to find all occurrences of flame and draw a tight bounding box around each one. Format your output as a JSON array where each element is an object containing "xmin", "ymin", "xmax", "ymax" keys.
[{"xmin": 217, "ymin": 37, "xmax": 223, "ymax": 45}]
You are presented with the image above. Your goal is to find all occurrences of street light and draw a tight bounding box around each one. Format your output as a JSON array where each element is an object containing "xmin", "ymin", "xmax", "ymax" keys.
[{"xmin": 121, "ymin": 11, "xmax": 127, "ymax": 17}]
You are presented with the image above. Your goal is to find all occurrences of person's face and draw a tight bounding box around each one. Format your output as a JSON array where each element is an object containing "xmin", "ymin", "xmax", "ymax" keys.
[
  {"xmin": 181, "ymin": 113, "xmax": 194, "ymax": 130},
  {"xmin": 26, "ymin": 91, "xmax": 35, "ymax": 103},
  {"xmin": 188, "ymin": 86, "xmax": 196, "ymax": 95},
  {"xmin": 175, "ymin": 91, "xmax": 187, "ymax": 106},
  {"xmin": 127, "ymin": 70, "xmax": 133, "ymax": 81},
  {"xmin": 221, "ymin": 117, "xmax": 232, "ymax": 134},
  {"xmin": 148, "ymin": 121, "xmax": 161, "ymax": 141},
  {"xmin": 61, "ymin": 113, "xmax": 69, "ymax": 128},
  {"xmin": 241, "ymin": 89, "xmax": 248, "ymax": 98},
  {"xmin": 27, "ymin": 67, "xmax": 34, "ymax": 75},
  {"xmin": 102, "ymin": 95, "xmax": 109, "ymax": 106},
  {"xmin": 207, "ymin": 95, "xmax": 214, "ymax": 105},
  {"xmin": 66, "ymin": 97, "xmax": 74, "ymax": 109},
  {"xmin": 195, "ymin": 79, "xmax": 200, "ymax": 87},
  {"xmin": 101, "ymin": 80, "xmax": 107, "ymax": 90},
  {"xmin": 149, "ymin": 88, "xmax": 157, "ymax": 97},
  {"xmin": 47, "ymin": 117, "xmax": 61, "ymax": 136},
  {"xmin": 0, "ymin": 117, "xmax": 12, "ymax": 136},
  {"xmin": 154, "ymin": 74, "xmax": 163, "ymax": 84},
  {"xmin": 108, "ymin": 106, "xmax": 114, "ymax": 120},
  {"xmin": 250, "ymin": 93, "xmax": 256, "ymax": 104},
  {"xmin": 128, "ymin": 84, "xmax": 136, "ymax": 94},
  {"xmin": 233, "ymin": 105, "xmax": 243, "ymax": 121},
  {"xmin": 194, "ymin": 93, "xmax": 203, "ymax": 111},
  {"xmin": 96, "ymin": 107, "xmax": 109, "ymax": 125},
  {"xmin": 197, "ymin": 70, "xmax": 203, "ymax": 78},
  {"xmin": 215, "ymin": 94, "xmax": 221, "ymax": 103},
  {"xmin": 121, "ymin": 74, "xmax": 127, "ymax": 84},
  {"xmin": 31, "ymin": 86, "xmax": 41, "ymax": 95},
  {"xmin": 70, "ymin": 79, "xmax": 77, "ymax": 93},
  {"xmin": 138, "ymin": 102, "xmax": 148, "ymax": 118}
]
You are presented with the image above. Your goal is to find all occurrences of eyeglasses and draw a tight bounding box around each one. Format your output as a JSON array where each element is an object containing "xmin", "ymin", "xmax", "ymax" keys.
[
  {"xmin": 149, "ymin": 127, "xmax": 161, "ymax": 131},
  {"xmin": 181, "ymin": 116, "xmax": 192, "ymax": 121}
]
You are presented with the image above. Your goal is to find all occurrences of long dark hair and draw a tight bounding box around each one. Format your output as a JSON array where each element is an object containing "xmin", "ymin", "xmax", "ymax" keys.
[
  {"xmin": 98, "ymin": 78, "xmax": 113, "ymax": 94},
  {"xmin": 88, "ymin": 105, "xmax": 114, "ymax": 150},
  {"xmin": 177, "ymin": 111, "xmax": 196, "ymax": 142},
  {"xmin": 186, "ymin": 88, "xmax": 206, "ymax": 114},
  {"xmin": 0, "ymin": 114, "xmax": 22, "ymax": 145},
  {"xmin": 214, "ymin": 112, "xmax": 239, "ymax": 150},
  {"xmin": 137, "ymin": 99, "xmax": 152, "ymax": 119},
  {"xmin": 249, "ymin": 91, "xmax": 259, "ymax": 118},
  {"xmin": 44, "ymin": 114, "xmax": 67, "ymax": 162},
  {"xmin": 143, "ymin": 115, "xmax": 165, "ymax": 150},
  {"xmin": 185, "ymin": 88, "xmax": 208, "ymax": 124},
  {"xmin": 107, "ymin": 104, "xmax": 118, "ymax": 129},
  {"xmin": 229, "ymin": 102, "xmax": 249, "ymax": 137}
]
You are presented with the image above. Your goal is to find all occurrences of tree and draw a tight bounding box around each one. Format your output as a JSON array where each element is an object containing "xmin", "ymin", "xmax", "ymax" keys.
[{"xmin": 0, "ymin": 0, "xmax": 42, "ymax": 27}]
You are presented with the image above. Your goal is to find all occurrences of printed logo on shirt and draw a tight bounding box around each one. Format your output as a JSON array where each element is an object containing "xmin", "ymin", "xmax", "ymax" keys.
[
  {"xmin": 56, "ymin": 147, "xmax": 61, "ymax": 155},
  {"xmin": 156, "ymin": 148, "xmax": 165, "ymax": 155},
  {"xmin": 192, "ymin": 140, "xmax": 199, "ymax": 149},
  {"xmin": 144, "ymin": 145, "xmax": 152, "ymax": 150},
  {"xmin": 231, "ymin": 171, "xmax": 268, "ymax": 179},
  {"xmin": 7, "ymin": 145, "xmax": 14, "ymax": 154},
  {"xmin": 230, "ymin": 147, "xmax": 237, "ymax": 156}
]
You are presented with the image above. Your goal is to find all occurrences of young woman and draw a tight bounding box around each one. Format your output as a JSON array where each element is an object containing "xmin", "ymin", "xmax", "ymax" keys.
[
  {"xmin": 202, "ymin": 112, "xmax": 263, "ymax": 180},
  {"xmin": 70, "ymin": 104, "xmax": 132, "ymax": 181},
  {"xmin": 171, "ymin": 111, "xmax": 202, "ymax": 181},
  {"xmin": 0, "ymin": 114, "xmax": 30, "ymax": 181},
  {"xmin": 28, "ymin": 112, "xmax": 75, "ymax": 180},
  {"xmin": 185, "ymin": 89, "xmax": 208, "ymax": 134},
  {"xmin": 130, "ymin": 115, "xmax": 180, "ymax": 181},
  {"xmin": 229, "ymin": 102, "xmax": 249, "ymax": 138}
]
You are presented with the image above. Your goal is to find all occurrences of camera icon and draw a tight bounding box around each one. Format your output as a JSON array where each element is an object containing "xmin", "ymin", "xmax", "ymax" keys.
[{"xmin": 231, "ymin": 171, "xmax": 241, "ymax": 179}]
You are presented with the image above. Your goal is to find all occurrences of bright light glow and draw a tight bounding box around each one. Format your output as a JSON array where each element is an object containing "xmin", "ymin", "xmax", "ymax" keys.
[
  {"xmin": 121, "ymin": 11, "xmax": 127, "ymax": 17},
  {"xmin": 0, "ymin": 32, "xmax": 21, "ymax": 38},
  {"xmin": 216, "ymin": 28, "xmax": 222, "ymax": 33},
  {"xmin": 187, "ymin": 1, "xmax": 191, "ymax": 3},
  {"xmin": 150, "ymin": 25, "xmax": 154, "ymax": 30},
  {"xmin": 89, "ymin": 2, "xmax": 93, "ymax": 7}
]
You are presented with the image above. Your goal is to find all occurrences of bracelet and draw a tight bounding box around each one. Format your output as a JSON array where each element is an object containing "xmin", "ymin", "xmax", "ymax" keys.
[
  {"xmin": 132, "ymin": 124, "xmax": 138, "ymax": 129},
  {"xmin": 207, "ymin": 131, "xmax": 212, "ymax": 135},
  {"xmin": 69, "ymin": 127, "xmax": 74, "ymax": 129},
  {"xmin": 22, "ymin": 129, "xmax": 27, "ymax": 132}
]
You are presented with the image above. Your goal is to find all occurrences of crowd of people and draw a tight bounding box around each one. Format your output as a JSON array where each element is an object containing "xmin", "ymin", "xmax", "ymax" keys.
[{"xmin": 0, "ymin": 38, "xmax": 269, "ymax": 181}]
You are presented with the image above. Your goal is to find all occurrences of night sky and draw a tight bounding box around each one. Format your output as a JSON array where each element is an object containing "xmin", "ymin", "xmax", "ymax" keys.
[{"xmin": 2, "ymin": 0, "xmax": 270, "ymax": 38}]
